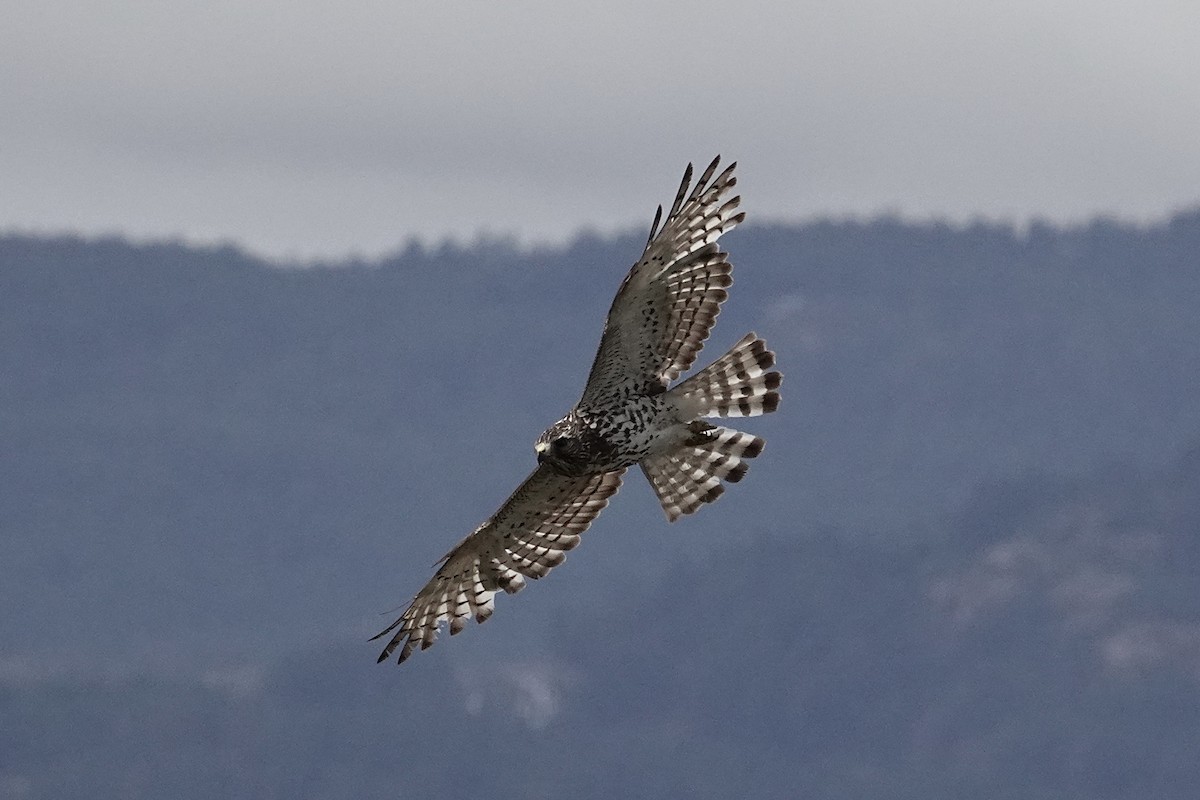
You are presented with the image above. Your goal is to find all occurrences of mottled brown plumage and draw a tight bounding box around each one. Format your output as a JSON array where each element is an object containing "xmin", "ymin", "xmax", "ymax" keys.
[{"xmin": 374, "ymin": 157, "xmax": 781, "ymax": 664}]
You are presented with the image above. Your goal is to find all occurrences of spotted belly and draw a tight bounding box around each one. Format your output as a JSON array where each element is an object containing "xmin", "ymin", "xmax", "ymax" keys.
[{"xmin": 575, "ymin": 396, "xmax": 679, "ymax": 471}]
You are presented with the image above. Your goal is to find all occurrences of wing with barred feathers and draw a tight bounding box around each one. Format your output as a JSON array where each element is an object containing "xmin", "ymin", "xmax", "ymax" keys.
[
  {"xmin": 580, "ymin": 157, "xmax": 745, "ymax": 404},
  {"xmin": 373, "ymin": 465, "xmax": 624, "ymax": 664}
]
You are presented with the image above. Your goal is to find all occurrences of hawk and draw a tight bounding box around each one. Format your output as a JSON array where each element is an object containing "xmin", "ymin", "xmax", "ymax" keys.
[{"xmin": 374, "ymin": 157, "xmax": 782, "ymax": 664}]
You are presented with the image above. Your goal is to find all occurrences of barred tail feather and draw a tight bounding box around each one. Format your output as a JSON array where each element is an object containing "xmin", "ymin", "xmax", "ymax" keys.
[
  {"xmin": 640, "ymin": 424, "xmax": 766, "ymax": 522},
  {"xmin": 670, "ymin": 332, "xmax": 782, "ymax": 418}
]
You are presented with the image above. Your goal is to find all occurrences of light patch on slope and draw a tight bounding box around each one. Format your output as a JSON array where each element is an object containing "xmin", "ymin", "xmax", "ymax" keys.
[{"xmin": 456, "ymin": 659, "xmax": 580, "ymax": 730}]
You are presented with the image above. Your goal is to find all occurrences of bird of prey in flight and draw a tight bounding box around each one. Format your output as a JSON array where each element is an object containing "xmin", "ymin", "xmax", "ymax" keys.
[{"xmin": 374, "ymin": 156, "xmax": 781, "ymax": 664}]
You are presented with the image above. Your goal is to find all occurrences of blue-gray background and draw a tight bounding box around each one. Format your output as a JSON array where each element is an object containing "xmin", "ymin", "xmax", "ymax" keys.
[{"xmin": 4, "ymin": 4, "xmax": 1200, "ymax": 798}]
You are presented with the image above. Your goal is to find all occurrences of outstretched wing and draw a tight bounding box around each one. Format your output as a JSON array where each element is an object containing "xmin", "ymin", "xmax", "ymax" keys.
[
  {"xmin": 373, "ymin": 465, "xmax": 625, "ymax": 664},
  {"xmin": 580, "ymin": 156, "xmax": 745, "ymax": 405}
]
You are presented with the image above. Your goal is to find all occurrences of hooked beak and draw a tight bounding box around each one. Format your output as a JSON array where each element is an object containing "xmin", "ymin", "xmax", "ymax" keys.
[{"xmin": 535, "ymin": 441, "xmax": 550, "ymax": 463}]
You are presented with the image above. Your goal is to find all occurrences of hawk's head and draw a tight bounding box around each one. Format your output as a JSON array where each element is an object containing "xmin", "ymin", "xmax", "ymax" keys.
[{"xmin": 534, "ymin": 416, "xmax": 588, "ymax": 476}]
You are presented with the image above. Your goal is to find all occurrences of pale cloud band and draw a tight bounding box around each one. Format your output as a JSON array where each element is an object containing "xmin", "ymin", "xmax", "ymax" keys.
[{"xmin": 2, "ymin": 0, "xmax": 1198, "ymax": 258}]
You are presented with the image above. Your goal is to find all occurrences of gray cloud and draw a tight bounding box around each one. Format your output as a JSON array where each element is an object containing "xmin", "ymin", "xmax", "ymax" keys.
[{"xmin": 2, "ymin": 0, "xmax": 1198, "ymax": 257}]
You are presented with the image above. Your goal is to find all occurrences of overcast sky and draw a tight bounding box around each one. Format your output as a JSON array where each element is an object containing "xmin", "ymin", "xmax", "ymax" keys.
[{"xmin": 3, "ymin": 1, "xmax": 1198, "ymax": 259}]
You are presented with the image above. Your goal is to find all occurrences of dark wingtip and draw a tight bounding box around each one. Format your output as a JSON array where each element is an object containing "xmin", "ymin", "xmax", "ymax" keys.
[
  {"xmin": 762, "ymin": 392, "xmax": 781, "ymax": 414},
  {"xmin": 646, "ymin": 203, "xmax": 664, "ymax": 250}
]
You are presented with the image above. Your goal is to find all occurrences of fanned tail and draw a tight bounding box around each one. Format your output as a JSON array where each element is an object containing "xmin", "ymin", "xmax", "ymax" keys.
[
  {"xmin": 669, "ymin": 332, "xmax": 782, "ymax": 418},
  {"xmin": 640, "ymin": 424, "xmax": 766, "ymax": 522}
]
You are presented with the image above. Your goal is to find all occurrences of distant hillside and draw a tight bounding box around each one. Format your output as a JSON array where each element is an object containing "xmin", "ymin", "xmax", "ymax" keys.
[
  {"xmin": 3, "ymin": 212, "xmax": 1200, "ymax": 663},
  {"xmin": 4, "ymin": 443, "xmax": 1199, "ymax": 799}
]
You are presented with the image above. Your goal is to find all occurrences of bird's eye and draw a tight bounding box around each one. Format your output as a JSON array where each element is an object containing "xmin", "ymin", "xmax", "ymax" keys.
[{"xmin": 552, "ymin": 438, "xmax": 570, "ymax": 453}]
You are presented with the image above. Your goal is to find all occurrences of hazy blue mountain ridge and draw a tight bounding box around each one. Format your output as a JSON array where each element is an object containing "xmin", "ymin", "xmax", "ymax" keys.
[
  {"xmin": 3, "ymin": 442, "xmax": 1199, "ymax": 799},
  {"xmin": 3, "ymin": 213, "xmax": 1200, "ymax": 668}
]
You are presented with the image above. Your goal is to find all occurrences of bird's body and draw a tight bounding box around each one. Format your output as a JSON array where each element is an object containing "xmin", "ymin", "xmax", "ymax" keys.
[
  {"xmin": 374, "ymin": 156, "xmax": 781, "ymax": 664},
  {"xmin": 536, "ymin": 395, "xmax": 675, "ymax": 475}
]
